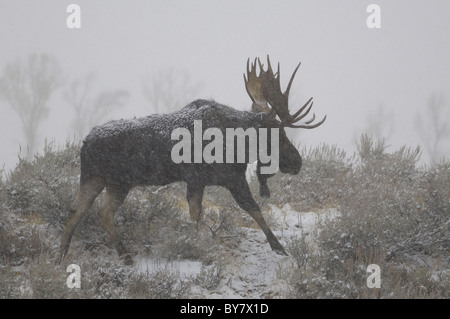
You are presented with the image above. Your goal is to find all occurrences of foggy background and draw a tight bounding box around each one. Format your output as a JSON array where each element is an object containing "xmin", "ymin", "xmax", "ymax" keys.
[{"xmin": 1, "ymin": 0, "xmax": 449, "ymax": 174}]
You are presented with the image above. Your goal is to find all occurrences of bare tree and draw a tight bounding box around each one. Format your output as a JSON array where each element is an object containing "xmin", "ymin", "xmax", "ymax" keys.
[
  {"xmin": 365, "ymin": 104, "xmax": 394, "ymax": 142},
  {"xmin": 142, "ymin": 68, "xmax": 203, "ymax": 114},
  {"xmin": 0, "ymin": 53, "xmax": 62, "ymax": 159},
  {"xmin": 416, "ymin": 93, "xmax": 449, "ymax": 164},
  {"xmin": 64, "ymin": 73, "xmax": 129, "ymax": 138}
]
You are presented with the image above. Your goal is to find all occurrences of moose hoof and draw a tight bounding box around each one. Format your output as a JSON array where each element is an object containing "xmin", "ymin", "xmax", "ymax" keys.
[
  {"xmin": 274, "ymin": 247, "xmax": 288, "ymax": 256},
  {"xmin": 270, "ymin": 242, "xmax": 288, "ymax": 256},
  {"xmin": 259, "ymin": 186, "xmax": 270, "ymax": 198}
]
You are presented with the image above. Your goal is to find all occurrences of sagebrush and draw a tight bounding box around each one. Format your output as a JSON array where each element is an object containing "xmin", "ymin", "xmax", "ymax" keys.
[{"xmin": 0, "ymin": 135, "xmax": 448, "ymax": 298}]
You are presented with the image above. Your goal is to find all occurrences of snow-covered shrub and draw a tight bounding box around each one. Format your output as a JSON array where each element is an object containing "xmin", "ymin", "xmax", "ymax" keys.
[
  {"xmin": 116, "ymin": 187, "xmax": 185, "ymax": 255},
  {"xmin": 323, "ymin": 135, "xmax": 445, "ymax": 261},
  {"xmin": 270, "ymin": 135, "xmax": 448, "ymax": 298},
  {"xmin": 83, "ymin": 258, "xmax": 133, "ymax": 298},
  {"xmin": 158, "ymin": 221, "xmax": 215, "ymax": 262},
  {"xmin": 0, "ymin": 208, "xmax": 50, "ymax": 265},
  {"xmin": 195, "ymin": 261, "xmax": 225, "ymax": 290},
  {"xmin": 3, "ymin": 141, "xmax": 81, "ymax": 227},
  {"xmin": 1, "ymin": 134, "xmax": 447, "ymax": 299},
  {"xmin": 28, "ymin": 255, "xmax": 68, "ymax": 298},
  {"xmin": 421, "ymin": 161, "xmax": 450, "ymax": 240},
  {"xmin": 0, "ymin": 140, "xmax": 110, "ymax": 249},
  {"xmin": 127, "ymin": 268, "xmax": 191, "ymax": 299},
  {"xmin": 286, "ymin": 235, "xmax": 312, "ymax": 270},
  {"xmin": 203, "ymin": 185, "xmax": 238, "ymax": 207},
  {"xmin": 311, "ymin": 135, "xmax": 448, "ymax": 298},
  {"xmin": 269, "ymin": 143, "xmax": 353, "ymax": 210},
  {"xmin": 204, "ymin": 207, "xmax": 248, "ymax": 240}
]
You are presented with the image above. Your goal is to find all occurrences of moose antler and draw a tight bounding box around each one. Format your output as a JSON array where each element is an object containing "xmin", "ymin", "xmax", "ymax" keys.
[
  {"xmin": 244, "ymin": 58, "xmax": 272, "ymax": 114},
  {"xmin": 244, "ymin": 55, "xmax": 326, "ymax": 129}
]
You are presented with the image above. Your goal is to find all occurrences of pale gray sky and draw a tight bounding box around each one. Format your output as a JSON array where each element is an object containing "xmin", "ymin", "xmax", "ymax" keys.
[{"xmin": 1, "ymin": 0, "xmax": 449, "ymax": 171}]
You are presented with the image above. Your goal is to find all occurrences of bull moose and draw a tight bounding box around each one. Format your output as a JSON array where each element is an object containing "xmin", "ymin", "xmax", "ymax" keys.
[{"xmin": 59, "ymin": 56, "xmax": 326, "ymax": 265}]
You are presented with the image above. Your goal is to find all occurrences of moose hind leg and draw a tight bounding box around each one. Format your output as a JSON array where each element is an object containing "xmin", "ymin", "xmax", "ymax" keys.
[
  {"xmin": 98, "ymin": 186, "xmax": 132, "ymax": 264},
  {"xmin": 60, "ymin": 177, "xmax": 105, "ymax": 261},
  {"xmin": 227, "ymin": 178, "xmax": 287, "ymax": 255},
  {"xmin": 187, "ymin": 183, "xmax": 205, "ymax": 223}
]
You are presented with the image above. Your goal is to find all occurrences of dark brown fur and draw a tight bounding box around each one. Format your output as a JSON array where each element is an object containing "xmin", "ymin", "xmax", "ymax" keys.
[{"xmin": 60, "ymin": 99, "xmax": 302, "ymax": 264}]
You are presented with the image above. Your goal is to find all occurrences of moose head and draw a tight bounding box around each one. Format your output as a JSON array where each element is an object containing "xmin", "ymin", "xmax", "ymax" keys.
[{"xmin": 244, "ymin": 56, "xmax": 326, "ymax": 196}]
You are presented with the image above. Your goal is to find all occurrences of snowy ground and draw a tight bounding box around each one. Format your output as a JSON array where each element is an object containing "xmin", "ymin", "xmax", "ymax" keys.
[{"xmin": 132, "ymin": 204, "xmax": 338, "ymax": 298}]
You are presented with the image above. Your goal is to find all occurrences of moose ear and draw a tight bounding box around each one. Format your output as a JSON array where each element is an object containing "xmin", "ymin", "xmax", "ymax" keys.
[{"xmin": 256, "ymin": 112, "xmax": 268, "ymax": 122}]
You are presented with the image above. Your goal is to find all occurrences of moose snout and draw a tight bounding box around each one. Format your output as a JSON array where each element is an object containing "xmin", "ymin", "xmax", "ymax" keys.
[{"xmin": 281, "ymin": 165, "xmax": 301, "ymax": 175}]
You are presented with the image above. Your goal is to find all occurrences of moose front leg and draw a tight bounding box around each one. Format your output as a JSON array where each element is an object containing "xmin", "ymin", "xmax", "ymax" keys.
[
  {"xmin": 186, "ymin": 183, "xmax": 205, "ymax": 223},
  {"xmin": 257, "ymin": 161, "xmax": 273, "ymax": 198},
  {"xmin": 227, "ymin": 177, "xmax": 287, "ymax": 255}
]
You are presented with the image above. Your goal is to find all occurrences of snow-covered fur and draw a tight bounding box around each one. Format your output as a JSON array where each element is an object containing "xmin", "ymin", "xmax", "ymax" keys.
[
  {"xmin": 80, "ymin": 99, "xmax": 300, "ymax": 189},
  {"xmin": 60, "ymin": 99, "xmax": 302, "ymax": 262}
]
